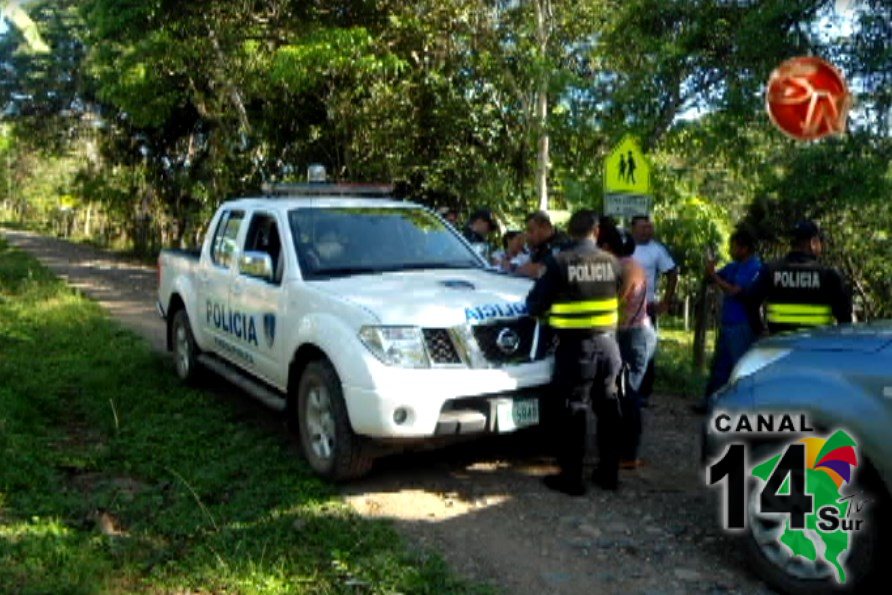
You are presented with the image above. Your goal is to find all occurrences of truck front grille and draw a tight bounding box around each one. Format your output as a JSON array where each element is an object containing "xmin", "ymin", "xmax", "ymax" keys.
[
  {"xmin": 472, "ymin": 317, "xmax": 538, "ymax": 364},
  {"xmin": 422, "ymin": 328, "xmax": 462, "ymax": 364}
]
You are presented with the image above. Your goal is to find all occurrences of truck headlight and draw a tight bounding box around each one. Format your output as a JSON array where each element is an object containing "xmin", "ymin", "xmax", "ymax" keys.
[
  {"xmin": 728, "ymin": 347, "xmax": 791, "ymax": 384},
  {"xmin": 359, "ymin": 326, "xmax": 430, "ymax": 368}
]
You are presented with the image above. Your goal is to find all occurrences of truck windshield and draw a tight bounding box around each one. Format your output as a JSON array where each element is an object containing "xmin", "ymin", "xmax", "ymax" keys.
[{"xmin": 288, "ymin": 207, "xmax": 483, "ymax": 279}]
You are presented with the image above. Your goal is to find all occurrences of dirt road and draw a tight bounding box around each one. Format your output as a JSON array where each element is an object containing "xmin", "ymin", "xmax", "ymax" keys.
[{"xmin": 2, "ymin": 228, "xmax": 774, "ymax": 594}]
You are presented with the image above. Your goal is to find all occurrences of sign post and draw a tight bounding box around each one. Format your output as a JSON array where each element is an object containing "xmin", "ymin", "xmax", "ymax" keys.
[{"xmin": 603, "ymin": 135, "xmax": 652, "ymax": 218}]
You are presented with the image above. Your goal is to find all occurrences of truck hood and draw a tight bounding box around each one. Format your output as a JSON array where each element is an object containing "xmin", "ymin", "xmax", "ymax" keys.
[
  {"xmin": 757, "ymin": 321, "xmax": 892, "ymax": 353},
  {"xmin": 310, "ymin": 268, "xmax": 535, "ymax": 326}
]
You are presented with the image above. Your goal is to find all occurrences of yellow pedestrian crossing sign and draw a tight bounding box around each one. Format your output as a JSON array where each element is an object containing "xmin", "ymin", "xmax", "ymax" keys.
[
  {"xmin": 603, "ymin": 134, "xmax": 652, "ymax": 217},
  {"xmin": 604, "ymin": 134, "xmax": 651, "ymax": 195}
]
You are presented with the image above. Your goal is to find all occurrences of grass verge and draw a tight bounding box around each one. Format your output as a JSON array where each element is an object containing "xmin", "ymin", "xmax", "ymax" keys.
[
  {"xmin": 652, "ymin": 318, "xmax": 713, "ymax": 399},
  {"xmin": 0, "ymin": 237, "xmax": 490, "ymax": 594}
]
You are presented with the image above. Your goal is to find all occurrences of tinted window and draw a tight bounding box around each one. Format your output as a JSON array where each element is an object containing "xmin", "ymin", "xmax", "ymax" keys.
[
  {"xmin": 243, "ymin": 213, "xmax": 283, "ymax": 284},
  {"xmin": 288, "ymin": 207, "xmax": 482, "ymax": 279},
  {"xmin": 211, "ymin": 210, "xmax": 244, "ymax": 268}
]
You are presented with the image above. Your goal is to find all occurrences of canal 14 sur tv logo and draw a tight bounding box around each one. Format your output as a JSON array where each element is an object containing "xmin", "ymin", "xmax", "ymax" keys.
[{"xmin": 705, "ymin": 412, "xmax": 868, "ymax": 585}]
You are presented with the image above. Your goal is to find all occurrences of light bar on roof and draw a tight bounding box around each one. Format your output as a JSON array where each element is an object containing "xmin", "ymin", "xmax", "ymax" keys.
[
  {"xmin": 307, "ymin": 164, "xmax": 327, "ymax": 183},
  {"xmin": 260, "ymin": 183, "xmax": 395, "ymax": 198}
]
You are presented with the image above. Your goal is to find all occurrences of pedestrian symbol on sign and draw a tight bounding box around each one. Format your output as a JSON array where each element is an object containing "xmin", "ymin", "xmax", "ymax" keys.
[{"xmin": 604, "ymin": 135, "xmax": 650, "ymax": 195}]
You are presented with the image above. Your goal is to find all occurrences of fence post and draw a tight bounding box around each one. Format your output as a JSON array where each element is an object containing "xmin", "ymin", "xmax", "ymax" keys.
[{"xmin": 692, "ymin": 279, "xmax": 709, "ymax": 370}]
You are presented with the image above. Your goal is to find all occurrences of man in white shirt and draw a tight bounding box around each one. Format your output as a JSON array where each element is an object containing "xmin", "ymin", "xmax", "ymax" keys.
[{"xmin": 630, "ymin": 215, "xmax": 678, "ymax": 403}]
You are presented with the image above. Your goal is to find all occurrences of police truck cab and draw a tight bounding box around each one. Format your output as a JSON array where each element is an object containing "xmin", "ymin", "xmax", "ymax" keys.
[{"xmin": 157, "ymin": 180, "xmax": 552, "ymax": 479}]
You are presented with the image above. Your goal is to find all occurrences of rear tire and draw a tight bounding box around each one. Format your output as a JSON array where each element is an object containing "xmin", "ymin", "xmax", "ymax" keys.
[
  {"xmin": 171, "ymin": 309, "xmax": 201, "ymax": 383},
  {"xmin": 295, "ymin": 359, "xmax": 373, "ymax": 480}
]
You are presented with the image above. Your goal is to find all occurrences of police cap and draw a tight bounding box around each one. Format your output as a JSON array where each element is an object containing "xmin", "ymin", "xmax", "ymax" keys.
[
  {"xmin": 469, "ymin": 208, "xmax": 499, "ymax": 233},
  {"xmin": 790, "ymin": 219, "xmax": 821, "ymax": 242}
]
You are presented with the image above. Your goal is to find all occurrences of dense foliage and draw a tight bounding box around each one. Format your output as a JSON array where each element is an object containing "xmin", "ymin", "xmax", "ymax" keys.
[{"xmin": 1, "ymin": 0, "xmax": 889, "ymax": 315}]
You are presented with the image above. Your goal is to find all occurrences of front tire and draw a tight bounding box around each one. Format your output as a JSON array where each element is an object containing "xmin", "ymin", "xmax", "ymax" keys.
[
  {"xmin": 742, "ymin": 456, "xmax": 888, "ymax": 594},
  {"xmin": 295, "ymin": 360, "xmax": 373, "ymax": 480},
  {"xmin": 171, "ymin": 309, "xmax": 200, "ymax": 383}
]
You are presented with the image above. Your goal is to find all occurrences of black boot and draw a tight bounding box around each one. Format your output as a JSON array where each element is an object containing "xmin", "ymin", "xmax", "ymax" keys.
[
  {"xmin": 543, "ymin": 473, "xmax": 587, "ymax": 497},
  {"xmin": 592, "ymin": 467, "xmax": 618, "ymax": 491}
]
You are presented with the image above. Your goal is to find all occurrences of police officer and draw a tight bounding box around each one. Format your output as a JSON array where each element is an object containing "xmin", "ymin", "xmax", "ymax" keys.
[
  {"xmin": 462, "ymin": 208, "xmax": 498, "ymax": 244},
  {"xmin": 526, "ymin": 210, "xmax": 624, "ymax": 496},
  {"xmin": 462, "ymin": 208, "xmax": 499, "ymax": 262},
  {"xmin": 516, "ymin": 210, "xmax": 573, "ymax": 279},
  {"xmin": 749, "ymin": 220, "xmax": 852, "ymax": 335}
]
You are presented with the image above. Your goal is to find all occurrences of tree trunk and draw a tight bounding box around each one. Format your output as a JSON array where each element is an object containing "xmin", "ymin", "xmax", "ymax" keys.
[
  {"xmin": 693, "ymin": 279, "xmax": 710, "ymax": 370},
  {"xmin": 534, "ymin": 0, "xmax": 550, "ymax": 212},
  {"xmin": 207, "ymin": 26, "xmax": 251, "ymax": 137},
  {"xmin": 84, "ymin": 203, "xmax": 93, "ymax": 237},
  {"xmin": 536, "ymin": 90, "xmax": 549, "ymax": 212}
]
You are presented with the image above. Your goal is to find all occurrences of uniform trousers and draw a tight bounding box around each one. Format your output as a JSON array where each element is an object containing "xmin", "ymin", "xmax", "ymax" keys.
[{"xmin": 551, "ymin": 332, "xmax": 623, "ymax": 486}]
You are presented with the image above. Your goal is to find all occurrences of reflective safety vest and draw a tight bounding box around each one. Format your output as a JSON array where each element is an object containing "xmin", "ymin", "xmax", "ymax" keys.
[
  {"xmin": 757, "ymin": 252, "xmax": 851, "ymax": 335},
  {"xmin": 765, "ymin": 302, "xmax": 834, "ymax": 327},
  {"xmin": 549, "ymin": 297, "xmax": 619, "ymax": 330}
]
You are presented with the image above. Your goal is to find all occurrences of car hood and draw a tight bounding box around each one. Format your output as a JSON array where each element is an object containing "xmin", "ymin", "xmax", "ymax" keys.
[
  {"xmin": 756, "ymin": 321, "xmax": 892, "ymax": 353},
  {"xmin": 310, "ymin": 268, "xmax": 535, "ymax": 326}
]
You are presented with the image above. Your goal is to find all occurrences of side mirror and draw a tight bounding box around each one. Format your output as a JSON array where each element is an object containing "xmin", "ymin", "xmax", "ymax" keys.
[{"xmin": 239, "ymin": 251, "xmax": 274, "ymax": 282}]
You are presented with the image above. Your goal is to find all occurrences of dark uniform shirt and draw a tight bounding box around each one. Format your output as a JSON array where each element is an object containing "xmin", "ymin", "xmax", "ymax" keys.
[
  {"xmin": 462, "ymin": 226, "xmax": 486, "ymax": 244},
  {"xmin": 462, "ymin": 226, "xmax": 492, "ymax": 262},
  {"xmin": 529, "ymin": 230, "xmax": 573, "ymax": 265},
  {"xmin": 526, "ymin": 239, "xmax": 624, "ymax": 335},
  {"xmin": 748, "ymin": 251, "xmax": 852, "ymax": 335}
]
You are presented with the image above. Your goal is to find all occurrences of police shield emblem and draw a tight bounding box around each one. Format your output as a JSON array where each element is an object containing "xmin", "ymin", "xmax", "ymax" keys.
[{"xmin": 262, "ymin": 313, "xmax": 276, "ymax": 348}]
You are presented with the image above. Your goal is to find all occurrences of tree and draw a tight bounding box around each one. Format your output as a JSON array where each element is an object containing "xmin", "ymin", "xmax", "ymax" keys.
[{"xmin": 0, "ymin": 0, "xmax": 888, "ymax": 321}]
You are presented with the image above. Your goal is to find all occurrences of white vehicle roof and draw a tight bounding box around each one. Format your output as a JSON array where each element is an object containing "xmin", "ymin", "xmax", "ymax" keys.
[{"xmin": 221, "ymin": 196, "xmax": 421, "ymax": 212}]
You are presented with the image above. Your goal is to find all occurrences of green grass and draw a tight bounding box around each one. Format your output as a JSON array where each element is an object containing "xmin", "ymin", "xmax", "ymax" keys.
[
  {"xmin": 0, "ymin": 237, "xmax": 491, "ymax": 594},
  {"xmin": 652, "ymin": 317, "xmax": 714, "ymax": 399},
  {"xmin": 0, "ymin": 218, "xmax": 54, "ymax": 234}
]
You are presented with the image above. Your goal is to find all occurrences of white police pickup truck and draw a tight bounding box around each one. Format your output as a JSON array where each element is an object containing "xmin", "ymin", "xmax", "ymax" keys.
[{"xmin": 157, "ymin": 184, "xmax": 553, "ymax": 479}]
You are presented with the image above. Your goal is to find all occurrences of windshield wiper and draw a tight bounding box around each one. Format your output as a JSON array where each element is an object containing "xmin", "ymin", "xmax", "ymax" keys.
[
  {"xmin": 311, "ymin": 267, "xmax": 383, "ymax": 278},
  {"xmin": 310, "ymin": 262, "xmax": 480, "ymax": 277},
  {"xmin": 383, "ymin": 262, "xmax": 480, "ymax": 271}
]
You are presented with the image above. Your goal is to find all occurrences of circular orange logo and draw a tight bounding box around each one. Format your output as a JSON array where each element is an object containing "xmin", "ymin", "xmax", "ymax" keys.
[{"xmin": 765, "ymin": 56, "xmax": 852, "ymax": 141}]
